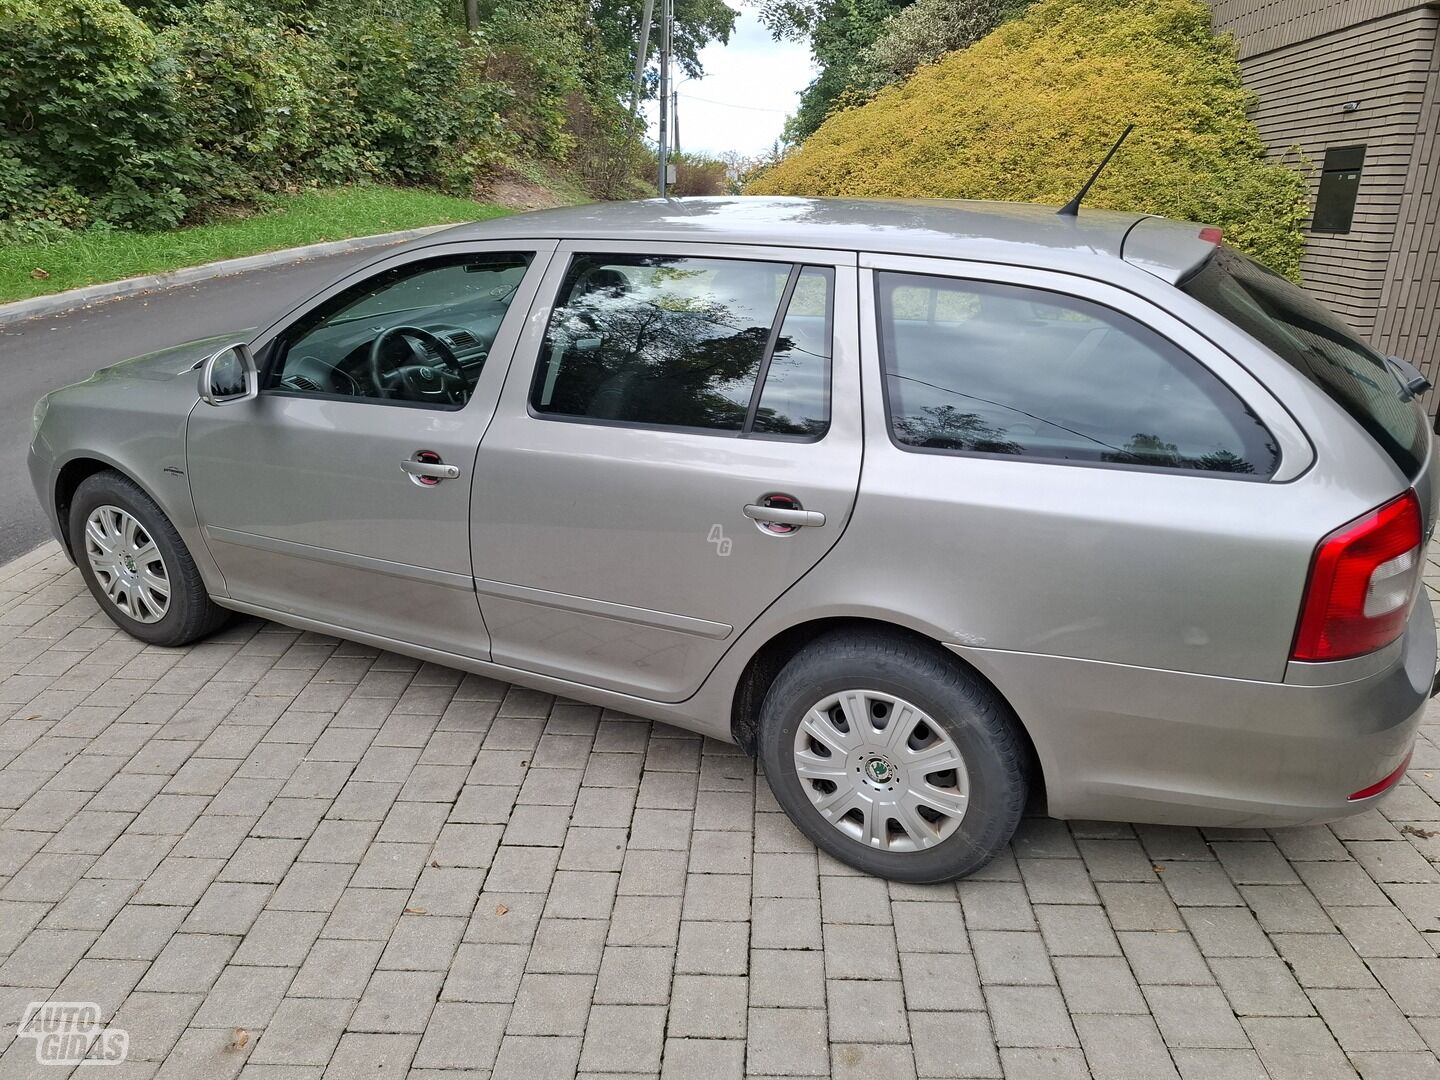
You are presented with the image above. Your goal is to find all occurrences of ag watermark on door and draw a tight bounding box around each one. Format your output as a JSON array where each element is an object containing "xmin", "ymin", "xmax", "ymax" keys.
[
  {"xmin": 18, "ymin": 1001, "xmax": 129, "ymax": 1066},
  {"xmin": 707, "ymin": 524, "xmax": 733, "ymax": 556}
]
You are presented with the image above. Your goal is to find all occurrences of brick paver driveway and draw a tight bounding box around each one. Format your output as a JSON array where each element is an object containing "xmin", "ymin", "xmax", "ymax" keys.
[{"xmin": 1, "ymin": 541, "xmax": 1438, "ymax": 1080}]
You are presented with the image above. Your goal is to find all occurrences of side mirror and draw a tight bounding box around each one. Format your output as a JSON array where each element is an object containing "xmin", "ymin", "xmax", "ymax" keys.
[{"xmin": 198, "ymin": 342, "xmax": 259, "ymax": 406}]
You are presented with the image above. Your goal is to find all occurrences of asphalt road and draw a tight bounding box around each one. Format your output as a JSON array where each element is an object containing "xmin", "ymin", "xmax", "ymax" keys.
[{"xmin": 0, "ymin": 249, "xmax": 383, "ymax": 563}]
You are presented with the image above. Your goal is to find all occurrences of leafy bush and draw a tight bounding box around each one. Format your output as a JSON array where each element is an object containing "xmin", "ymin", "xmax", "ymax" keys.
[
  {"xmin": 0, "ymin": 0, "xmax": 194, "ymax": 229},
  {"xmin": 749, "ymin": 0, "xmax": 1309, "ymax": 277},
  {"xmin": 481, "ymin": 0, "xmax": 584, "ymax": 162},
  {"xmin": 852, "ymin": 0, "xmax": 1026, "ymax": 93},
  {"xmin": 670, "ymin": 152, "xmax": 728, "ymax": 195},
  {"xmin": 326, "ymin": 8, "xmax": 485, "ymax": 188},
  {"xmin": 160, "ymin": 3, "xmax": 323, "ymax": 200},
  {"xmin": 0, "ymin": 0, "xmax": 646, "ymax": 239},
  {"xmin": 567, "ymin": 90, "xmax": 653, "ymax": 199},
  {"xmin": 774, "ymin": 0, "xmax": 910, "ymax": 142}
]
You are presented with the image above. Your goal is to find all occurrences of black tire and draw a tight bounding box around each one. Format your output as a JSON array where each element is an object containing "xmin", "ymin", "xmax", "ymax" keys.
[
  {"xmin": 757, "ymin": 630, "xmax": 1029, "ymax": 883},
  {"xmin": 68, "ymin": 470, "xmax": 232, "ymax": 647}
]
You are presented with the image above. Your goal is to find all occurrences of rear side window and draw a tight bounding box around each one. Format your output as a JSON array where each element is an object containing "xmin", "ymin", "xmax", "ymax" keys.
[
  {"xmin": 1182, "ymin": 247, "xmax": 1427, "ymax": 478},
  {"xmin": 532, "ymin": 255, "xmax": 833, "ymax": 438},
  {"xmin": 752, "ymin": 267, "xmax": 834, "ymax": 436},
  {"xmin": 877, "ymin": 272, "xmax": 1279, "ymax": 477}
]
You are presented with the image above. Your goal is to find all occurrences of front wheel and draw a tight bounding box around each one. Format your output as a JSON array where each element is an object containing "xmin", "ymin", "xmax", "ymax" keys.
[
  {"xmin": 69, "ymin": 470, "xmax": 232, "ymax": 647},
  {"xmin": 757, "ymin": 630, "xmax": 1029, "ymax": 882}
]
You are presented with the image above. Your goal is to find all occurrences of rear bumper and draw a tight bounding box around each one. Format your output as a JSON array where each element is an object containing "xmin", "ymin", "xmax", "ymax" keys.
[{"xmin": 951, "ymin": 595, "xmax": 1436, "ymax": 828}]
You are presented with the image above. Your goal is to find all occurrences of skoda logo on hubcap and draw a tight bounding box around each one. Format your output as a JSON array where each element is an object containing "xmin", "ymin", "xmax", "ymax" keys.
[
  {"xmin": 865, "ymin": 758, "xmax": 893, "ymax": 784},
  {"xmin": 122, "ymin": 554, "xmax": 136, "ymax": 574}
]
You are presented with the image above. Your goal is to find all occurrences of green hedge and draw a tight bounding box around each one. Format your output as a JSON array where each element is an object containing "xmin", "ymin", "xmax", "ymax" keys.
[
  {"xmin": 0, "ymin": 0, "xmax": 191, "ymax": 233},
  {"xmin": 750, "ymin": 0, "xmax": 1309, "ymax": 277},
  {"xmin": 0, "ymin": 0, "xmax": 588, "ymax": 238}
]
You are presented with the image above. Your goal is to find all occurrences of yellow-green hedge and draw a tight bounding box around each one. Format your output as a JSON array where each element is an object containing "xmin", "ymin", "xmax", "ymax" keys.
[{"xmin": 749, "ymin": 0, "xmax": 1309, "ymax": 278}]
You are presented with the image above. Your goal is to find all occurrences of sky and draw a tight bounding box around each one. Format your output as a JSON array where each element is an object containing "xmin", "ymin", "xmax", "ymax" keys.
[{"xmin": 640, "ymin": 6, "xmax": 817, "ymax": 159}]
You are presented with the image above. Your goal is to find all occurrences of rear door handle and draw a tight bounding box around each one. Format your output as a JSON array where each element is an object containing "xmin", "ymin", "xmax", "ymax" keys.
[
  {"xmin": 402, "ymin": 460, "xmax": 460, "ymax": 479},
  {"xmin": 744, "ymin": 504, "xmax": 826, "ymax": 528}
]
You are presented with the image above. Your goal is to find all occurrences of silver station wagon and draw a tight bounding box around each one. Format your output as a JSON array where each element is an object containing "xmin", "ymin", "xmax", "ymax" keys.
[{"xmin": 28, "ymin": 198, "xmax": 1438, "ymax": 882}]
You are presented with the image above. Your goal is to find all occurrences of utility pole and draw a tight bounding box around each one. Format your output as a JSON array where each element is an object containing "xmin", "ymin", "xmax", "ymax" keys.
[
  {"xmin": 672, "ymin": 88, "xmax": 679, "ymax": 154},
  {"xmin": 657, "ymin": 0, "xmax": 672, "ymax": 197},
  {"xmin": 628, "ymin": 0, "xmax": 653, "ymax": 119}
]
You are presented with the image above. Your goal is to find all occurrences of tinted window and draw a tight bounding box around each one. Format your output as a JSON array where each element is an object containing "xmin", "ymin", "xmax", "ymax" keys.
[
  {"xmin": 533, "ymin": 255, "xmax": 832, "ymax": 437},
  {"xmin": 1182, "ymin": 248, "xmax": 1426, "ymax": 478},
  {"xmin": 752, "ymin": 266, "xmax": 834, "ymax": 437},
  {"xmin": 271, "ymin": 254, "xmax": 531, "ymax": 408},
  {"xmin": 878, "ymin": 272, "xmax": 1278, "ymax": 476}
]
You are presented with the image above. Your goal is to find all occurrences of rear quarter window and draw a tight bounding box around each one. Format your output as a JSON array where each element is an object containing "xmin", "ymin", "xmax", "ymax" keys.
[
  {"xmin": 1181, "ymin": 248, "xmax": 1428, "ymax": 478},
  {"xmin": 876, "ymin": 272, "xmax": 1280, "ymax": 477}
]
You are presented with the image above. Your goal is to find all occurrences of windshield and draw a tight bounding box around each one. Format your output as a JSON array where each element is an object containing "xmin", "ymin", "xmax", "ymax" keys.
[{"xmin": 1182, "ymin": 248, "xmax": 1428, "ymax": 477}]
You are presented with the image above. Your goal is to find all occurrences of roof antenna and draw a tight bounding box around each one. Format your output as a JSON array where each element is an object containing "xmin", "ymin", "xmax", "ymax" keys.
[{"xmin": 1057, "ymin": 124, "xmax": 1134, "ymax": 217}]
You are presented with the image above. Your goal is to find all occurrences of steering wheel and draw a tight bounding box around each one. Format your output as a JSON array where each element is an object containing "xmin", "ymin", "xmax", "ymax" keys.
[{"xmin": 367, "ymin": 325, "xmax": 467, "ymax": 404}]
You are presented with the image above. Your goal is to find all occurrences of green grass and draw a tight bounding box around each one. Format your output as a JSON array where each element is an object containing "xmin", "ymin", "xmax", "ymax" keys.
[{"xmin": 0, "ymin": 186, "xmax": 513, "ymax": 304}]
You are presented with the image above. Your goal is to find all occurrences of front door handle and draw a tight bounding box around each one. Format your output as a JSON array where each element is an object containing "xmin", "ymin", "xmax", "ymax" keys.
[
  {"xmin": 402, "ymin": 451, "xmax": 460, "ymax": 486},
  {"xmin": 744, "ymin": 503, "xmax": 826, "ymax": 529}
]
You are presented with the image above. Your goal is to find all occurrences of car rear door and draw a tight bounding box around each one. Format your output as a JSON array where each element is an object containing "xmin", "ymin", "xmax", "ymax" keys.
[{"xmin": 469, "ymin": 240, "xmax": 862, "ymax": 700}]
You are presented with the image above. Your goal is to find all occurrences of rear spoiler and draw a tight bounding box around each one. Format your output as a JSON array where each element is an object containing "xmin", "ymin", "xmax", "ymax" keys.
[{"xmin": 1119, "ymin": 216, "xmax": 1225, "ymax": 286}]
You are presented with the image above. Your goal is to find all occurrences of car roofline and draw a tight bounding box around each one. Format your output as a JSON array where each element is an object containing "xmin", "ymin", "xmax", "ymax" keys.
[{"xmin": 417, "ymin": 196, "xmax": 1205, "ymax": 275}]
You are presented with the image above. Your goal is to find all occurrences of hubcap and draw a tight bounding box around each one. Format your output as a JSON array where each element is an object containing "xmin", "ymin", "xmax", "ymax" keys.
[
  {"xmin": 84, "ymin": 505, "xmax": 170, "ymax": 624},
  {"xmin": 792, "ymin": 689, "xmax": 969, "ymax": 853}
]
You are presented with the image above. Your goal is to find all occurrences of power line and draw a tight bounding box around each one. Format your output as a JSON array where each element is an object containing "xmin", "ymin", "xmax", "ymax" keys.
[{"xmin": 676, "ymin": 91, "xmax": 790, "ymax": 114}]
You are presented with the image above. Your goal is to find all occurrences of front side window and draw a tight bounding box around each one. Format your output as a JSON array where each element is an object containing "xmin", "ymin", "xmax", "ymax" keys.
[
  {"xmin": 532, "ymin": 254, "xmax": 834, "ymax": 438},
  {"xmin": 878, "ymin": 272, "xmax": 1279, "ymax": 477},
  {"xmin": 269, "ymin": 253, "xmax": 533, "ymax": 409}
]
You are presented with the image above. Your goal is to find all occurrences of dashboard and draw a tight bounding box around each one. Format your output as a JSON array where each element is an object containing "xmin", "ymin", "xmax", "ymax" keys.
[{"xmin": 276, "ymin": 301, "xmax": 510, "ymax": 400}]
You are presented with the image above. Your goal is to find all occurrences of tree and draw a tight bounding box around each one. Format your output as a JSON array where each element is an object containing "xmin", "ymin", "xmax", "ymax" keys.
[
  {"xmin": 892, "ymin": 404, "xmax": 1023, "ymax": 454},
  {"xmin": 588, "ymin": 0, "xmax": 738, "ymax": 96},
  {"xmin": 719, "ymin": 143, "xmax": 787, "ymax": 192},
  {"xmin": 851, "ymin": 0, "xmax": 1026, "ymax": 92},
  {"xmin": 757, "ymin": 0, "xmax": 909, "ymax": 140}
]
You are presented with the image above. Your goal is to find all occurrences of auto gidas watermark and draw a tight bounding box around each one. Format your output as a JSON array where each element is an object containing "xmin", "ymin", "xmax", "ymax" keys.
[{"xmin": 18, "ymin": 1001, "xmax": 129, "ymax": 1066}]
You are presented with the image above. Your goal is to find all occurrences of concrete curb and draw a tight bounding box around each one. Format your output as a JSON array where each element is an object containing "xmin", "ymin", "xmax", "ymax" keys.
[{"xmin": 0, "ymin": 223, "xmax": 456, "ymax": 328}]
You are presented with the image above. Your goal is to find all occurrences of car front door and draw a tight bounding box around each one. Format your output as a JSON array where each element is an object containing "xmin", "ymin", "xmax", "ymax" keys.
[
  {"xmin": 186, "ymin": 240, "xmax": 555, "ymax": 658},
  {"xmin": 470, "ymin": 241, "xmax": 863, "ymax": 700}
]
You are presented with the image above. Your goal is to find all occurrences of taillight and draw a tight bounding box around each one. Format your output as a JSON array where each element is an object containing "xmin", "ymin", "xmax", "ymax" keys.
[{"xmin": 1292, "ymin": 491, "xmax": 1423, "ymax": 662}]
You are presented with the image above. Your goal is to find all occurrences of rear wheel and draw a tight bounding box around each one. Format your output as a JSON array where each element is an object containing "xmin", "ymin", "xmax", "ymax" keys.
[
  {"xmin": 757, "ymin": 630, "xmax": 1029, "ymax": 882},
  {"xmin": 69, "ymin": 470, "xmax": 231, "ymax": 647}
]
